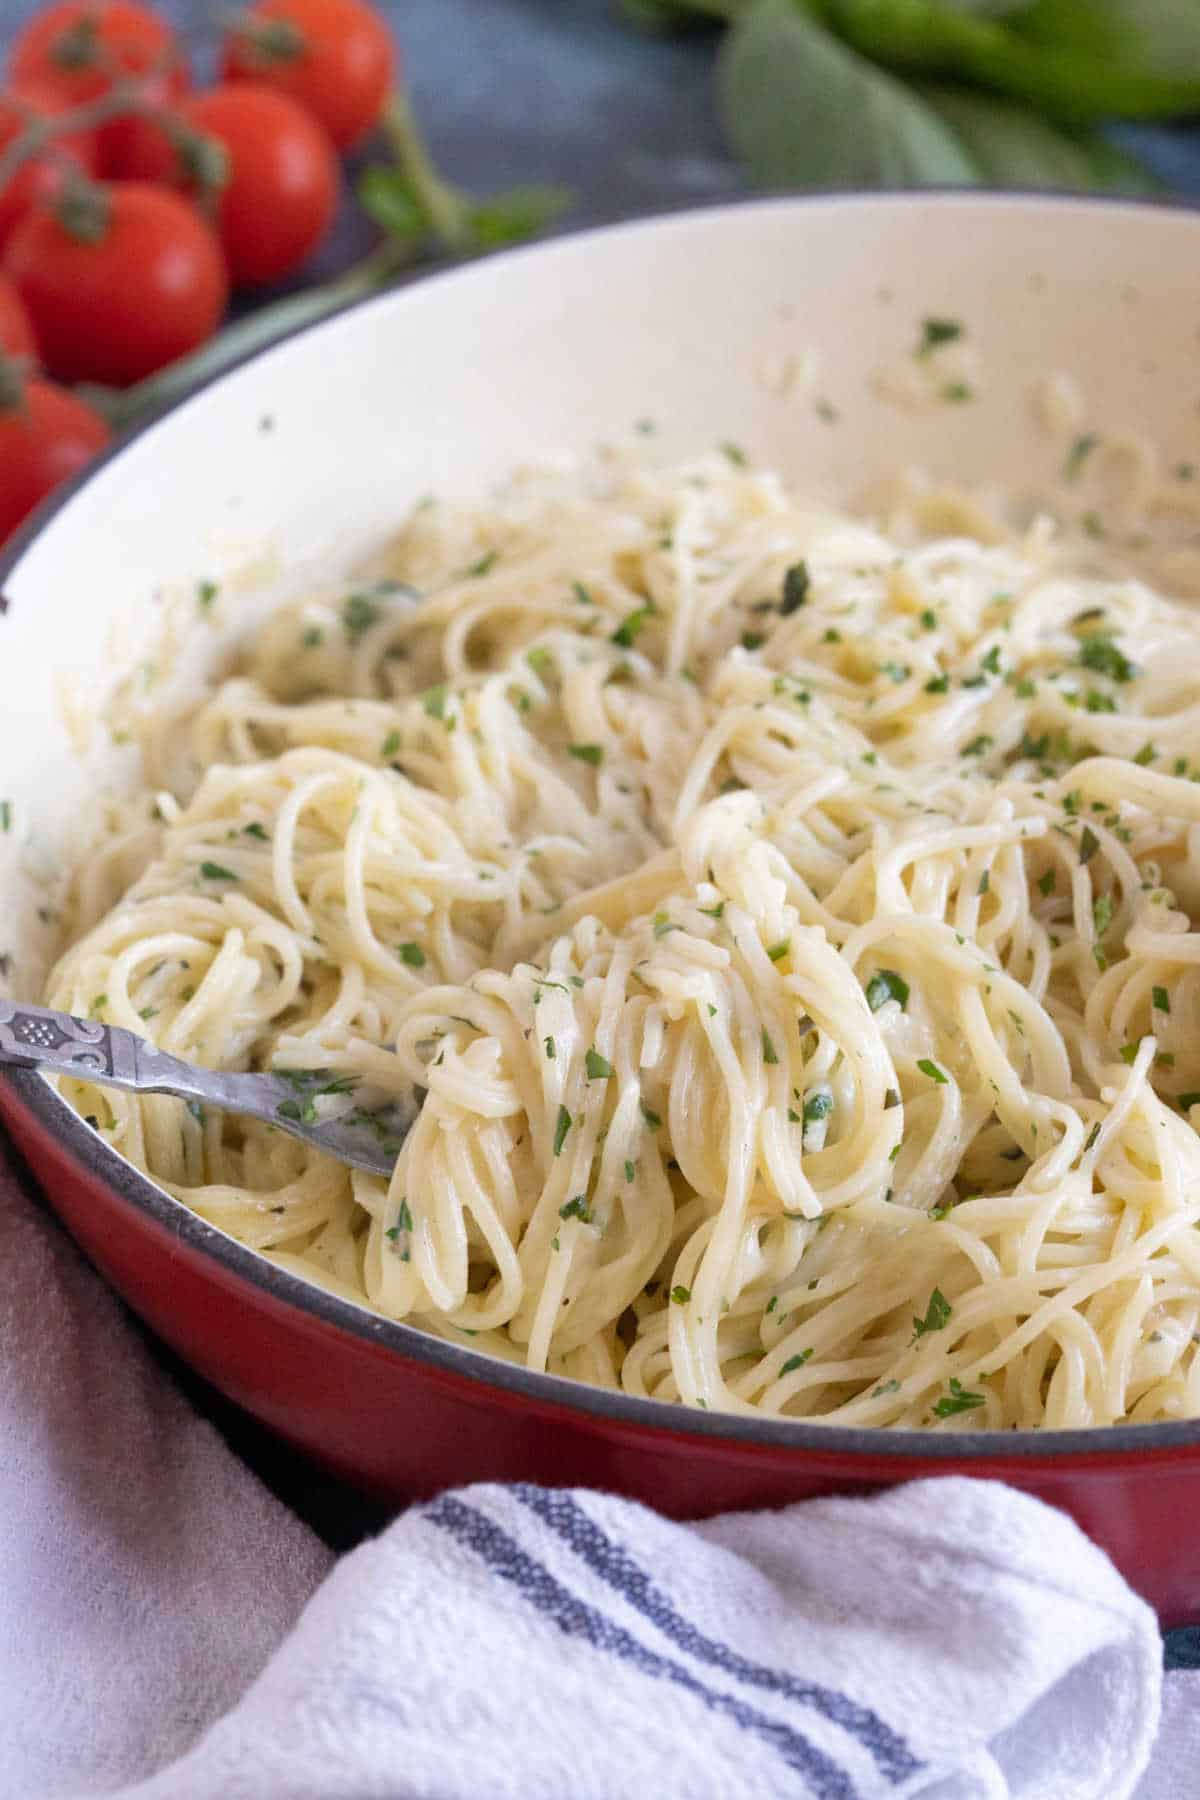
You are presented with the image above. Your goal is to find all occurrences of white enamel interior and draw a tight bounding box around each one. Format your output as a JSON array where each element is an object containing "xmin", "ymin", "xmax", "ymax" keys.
[{"xmin": 2, "ymin": 192, "xmax": 1200, "ymax": 1004}]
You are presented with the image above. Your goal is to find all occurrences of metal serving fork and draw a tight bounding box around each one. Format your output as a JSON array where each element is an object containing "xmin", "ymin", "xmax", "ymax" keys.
[{"xmin": 0, "ymin": 1000, "xmax": 419, "ymax": 1176}]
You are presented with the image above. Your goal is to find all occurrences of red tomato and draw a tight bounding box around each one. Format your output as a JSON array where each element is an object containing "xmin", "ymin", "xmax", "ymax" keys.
[
  {"xmin": 0, "ymin": 81, "xmax": 99, "ymax": 252},
  {"xmin": 222, "ymin": 0, "xmax": 393, "ymax": 151},
  {"xmin": 4, "ymin": 182, "xmax": 227, "ymax": 386},
  {"xmin": 0, "ymin": 370, "xmax": 109, "ymax": 543},
  {"xmin": 129, "ymin": 83, "xmax": 337, "ymax": 289},
  {"xmin": 7, "ymin": 2, "xmax": 189, "ymax": 177},
  {"xmin": 0, "ymin": 275, "xmax": 37, "ymax": 359}
]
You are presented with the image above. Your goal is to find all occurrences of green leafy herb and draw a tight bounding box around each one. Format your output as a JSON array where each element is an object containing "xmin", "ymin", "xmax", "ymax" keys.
[
  {"xmin": 780, "ymin": 1349, "xmax": 813, "ymax": 1375},
  {"xmin": 933, "ymin": 1377, "xmax": 985, "ymax": 1418},
  {"xmin": 0, "ymin": 801, "xmax": 10, "ymax": 834},
  {"xmin": 197, "ymin": 578, "xmax": 219, "ymax": 611},
  {"xmin": 553, "ymin": 1104, "xmax": 572, "ymax": 1156},
  {"xmin": 1078, "ymin": 633, "xmax": 1136, "ymax": 683},
  {"xmin": 767, "ymin": 939, "xmax": 790, "ymax": 962},
  {"xmin": 199, "ymin": 861, "xmax": 237, "ymax": 881},
  {"xmin": 721, "ymin": 440, "xmax": 748, "ymax": 467},
  {"xmin": 612, "ymin": 606, "xmax": 653, "ymax": 647},
  {"xmin": 342, "ymin": 592, "xmax": 382, "ymax": 642},
  {"xmin": 1092, "ymin": 894, "xmax": 1113, "ymax": 938},
  {"xmin": 544, "ymin": 1036, "xmax": 556, "ymax": 1060},
  {"xmin": 1134, "ymin": 741, "xmax": 1157, "ymax": 766},
  {"xmin": 625, "ymin": 1160, "xmax": 636, "ymax": 1182},
  {"xmin": 865, "ymin": 968, "xmax": 909, "ymax": 1012},
  {"xmin": 963, "ymin": 735, "xmax": 993, "ymax": 757},
  {"xmin": 802, "ymin": 1089, "xmax": 833, "ymax": 1127},
  {"xmin": 1153, "ymin": 985, "xmax": 1170, "ymax": 1014},
  {"xmin": 917, "ymin": 1057, "xmax": 948, "ymax": 1084},
  {"xmin": 640, "ymin": 1100, "xmax": 662, "ymax": 1130},
  {"xmin": 1079, "ymin": 825, "xmax": 1100, "ymax": 864},
  {"xmin": 779, "ymin": 560, "xmax": 811, "ymax": 615},
  {"xmin": 761, "ymin": 1029, "xmax": 779, "ymax": 1065},
  {"xmin": 913, "ymin": 1286, "xmax": 952, "ymax": 1339},
  {"xmin": 381, "ymin": 730, "xmax": 402, "ymax": 758},
  {"xmin": 399, "ymin": 943, "xmax": 425, "ymax": 968},
  {"xmin": 585, "ymin": 1048, "xmax": 614, "ymax": 1080},
  {"xmin": 1065, "ymin": 433, "xmax": 1099, "ymax": 480},
  {"xmin": 242, "ymin": 821, "xmax": 269, "ymax": 841},
  {"xmin": 653, "ymin": 912, "xmax": 680, "ymax": 938},
  {"xmin": 924, "ymin": 673, "xmax": 950, "ymax": 694},
  {"xmin": 559, "ymin": 1194, "xmax": 592, "ymax": 1222},
  {"xmin": 568, "ymin": 742, "xmax": 604, "ymax": 766},
  {"xmin": 670, "ymin": 1284, "xmax": 691, "ymax": 1303},
  {"xmin": 918, "ymin": 316, "xmax": 964, "ymax": 357},
  {"xmin": 741, "ymin": 630, "xmax": 766, "ymax": 651}
]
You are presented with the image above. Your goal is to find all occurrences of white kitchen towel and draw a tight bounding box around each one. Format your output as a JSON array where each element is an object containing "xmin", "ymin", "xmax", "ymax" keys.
[{"xmin": 0, "ymin": 1126, "xmax": 1192, "ymax": 1800}]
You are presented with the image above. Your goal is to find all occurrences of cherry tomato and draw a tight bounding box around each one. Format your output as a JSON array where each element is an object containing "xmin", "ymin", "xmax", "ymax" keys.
[
  {"xmin": 7, "ymin": 2, "xmax": 189, "ymax": 178},
  {"xmin": 0, "ymin": 368, "xmax": 109, "ymax": 543},
  {"xmin": 222, "ymin": 0, "xmax": 393, "ymax": 151},
  {"xmin": 0, "ymin": 81, "xmax": 99, "ymax": 252},
  {"xmin": 0, "ymin": 275, "xmax": 37, "ymax": 359},
  {"xmin": 4, "ymin": 181, "xmax": 227, "ymax": 386},
  {"xmin": 129, "ymin": 83, "xmax": 337, "ymax": 289}
]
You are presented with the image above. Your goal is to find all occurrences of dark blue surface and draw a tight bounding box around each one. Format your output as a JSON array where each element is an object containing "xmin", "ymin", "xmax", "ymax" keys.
[{"xmin": 1, "ymin": 0, "xmax": 1198, "ymax": 1656}]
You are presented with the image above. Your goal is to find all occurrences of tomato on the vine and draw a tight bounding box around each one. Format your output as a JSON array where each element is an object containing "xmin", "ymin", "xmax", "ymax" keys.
[
  {"xmin": 4, "ymin": 181, "xmax": 227, "ymax": 386},
  {"xmin": 128, "ymin": 83, "xmax": 338, "ymax": 289},
  {"xmin": 7, "ymin": 1, "xmax": 189, "ymax": 177},
  {"xmin": 0, "ymin": 276, "xmax": 37, "ymax": 360},
  {"xmin": 222, "ymin": 0, "xmax": 394, "ymax": 151},
  {"xmin": 0, "ymin": 82, "xmax": 99, "ymax": 252},
  {"xmin": 0, "ymin": 366, "xmax": 109, "ymax": 543}
]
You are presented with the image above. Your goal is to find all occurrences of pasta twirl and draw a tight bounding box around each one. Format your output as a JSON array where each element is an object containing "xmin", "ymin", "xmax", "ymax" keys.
[{"xmin": 45, "ymin": 451, "xmax": 1200, "ymax": 1429}]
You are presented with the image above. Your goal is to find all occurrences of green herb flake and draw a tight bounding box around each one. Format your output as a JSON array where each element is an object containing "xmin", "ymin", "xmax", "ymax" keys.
[
  {"xmin": 779, "ymin": 561, "xmax": 810, "ymax": 616},
  {"xmin": 544, "ymin": 1036, "xmax": 556, "ymax": 1060},
  {"xmin": 917, "ymin": 316, "xmax": 963, "ymax": 358},
  {"xmin": 1078, "ymin": 633, "xmax": 1136, "ymax": 684},
  {"xmin": 802, "ymin": 1090, "xmax": 833, "ymax": 1127},
  {"xmin": 933, "ymin": 1377, "xmax": 986, "ymax": 1418},
  {"xmin": 721, "ymin": 441, "xmax": 748, "ymax": 467},
  {"xmin": 670, "ymin": 1284, "xmax": 691, "ymax": 1304},
  {"xmin": 652, "ymin": 912, "xmax": 680, "ymax": 938},
  {"xmin": 865, "ymin": 969, "xmax": 909, "ymax": 1012},
  {"xmin": 572, "ymin": 580, "xmax": 594, "ymax": 606},
  {"xmin": 761, "ymin": 1030, "xmax": 779, "ymax": 1065},
  {"xmin": 468, "ymin": 550, "xmax": 497, "ymax": 578},
  {"xmin": 924, "ymin": 674, "xmax": 950, "ymax": 695},
  {"xmin": 199, "ymin": 861, "xmax": 237, "ymax": 882},
  {"xmin": 741, "ymin": 630, "xmax": 765, "ymax": 652},
  {"xmin": 1065, "ymin": 433, "xmax": 1098, "ymax": 481},
  {"xmin": 1037, "ymin": 869, "xmax": 1056, "ymax": 897},
  {"xmin": 919, "ymin": 609, "xmax": 937, "ymax": 630},
  {"xmin": 242, "ymin": 822, "xmax": 269, "ymax": 841},
  {"xmin": 917, "ymin": 1058, "xmax": 948, "ymax": 1085},
  {"xmin": 913, "ymin": 1287, "xmax": 952, "ymax": 1338},
  {"xmin": 963, "ymin": 735, "xmax": 993, "ymax": 758},
  {"xmin": 1119, "ymin": 1041, "xmax": 1141, "ymax": 1065},
  {"xmin": 381, "ymin": 730, "xmax": 402, "ymax": 758},
  {"xmin": 872, "ymin": 1380, "xmax": 901, "ymax": 1398},
  {"xmin": 585, "ymin": 1047, "xmax": 613, "ymax": 1080},
  {"xmin": 422, "ymin": 684, "xmax": 449, "ymax": 721},
  {"xmin": 1084, "ymin": 1122, "xmax": 1101, "ymax": 1152},
  {"xmin": 197, "ymin": 579, "xmax": 219, "ymax": 611},
  {"xmin": 624, "ymin": 1160, "xmax": 636, "ymax": 1183},
  {"xmin": 399, "ymin": 943, "xmax": 425, "ymax": 968},
  {"xmin": 611, "ymin": 607, "xmax": 652, "ymax": 648},
  {"xmin": 767, "ymin": 939, "xmax": 790, "ymax": 962},
  {"xmin": 780, "ymin": 1349, "xmax": 813, "ymax": 1375},
  {"xmin": 1093, "ymin": 894, "xmax": 1114, "ymax": 938},
  {"xmin": 640, "ymin": 1100, "xmax": 662, "ymax": 1130},
  {"xmin": 568, "ymin": 742, "xmax": 604, "ymax": 766},
  {"xmin": 0, "ymin": 800, "xmax": 10, "ymax": 834},
  {"xmin": 1079, "ymin": 826, "xmax": 1101, "ymax": 865},
  {"xmin": 1153, "ymin": 986, "xmax": 1170, "ymax": 1014},
  {"xmin": 553, "ymin": 1104, "xmax": 572, "ymax": 1156},
  {"xmin": 559, "ymin": 1194, "xmax": 592, "ymax": 1223},
  {"xmin": 1134, "ymin": 742, "xmax": 1157, "ymax": 767},
  {"xmin": 941, "ymin": 381, "xmax": 972, "ymax": 404},
  {"xmin": 302, "ymin": 625, "xmax": 323, "ymax": 648},
  {"xmin": 342, "ymin": 592, "xmax": 382, "ymax": 642}
]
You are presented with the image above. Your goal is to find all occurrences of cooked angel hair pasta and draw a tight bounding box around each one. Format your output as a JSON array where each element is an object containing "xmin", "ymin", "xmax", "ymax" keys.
[{"xmin": 45, "ymin": 449, "xmax": 1200, "ymax": 1429}]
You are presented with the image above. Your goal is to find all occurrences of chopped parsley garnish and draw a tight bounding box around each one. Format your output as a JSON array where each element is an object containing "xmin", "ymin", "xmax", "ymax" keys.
[
  {"xmin": 872, "ymin": 1380, "xmax": 901, "ymax": 1398},
  {"xmin": 741, "ymin": 630, "xmax": 765, "ymax": 651},
  {"xmin": 399, "ymin": 943, "xmax": 425, "ymax": 968},
  {"xmin": 559, "ymin": 1194, "xmax": 592, "ymax": 1222},
  {"xmin": 1153, "ymin": 986, "xmax": 1170, "ymax": 1014},
  {"xmin": 933, "ymin": 1377, "xmax": 985, "ymax": 1417},
  {"xmin": 1092, "ymin": 895, "xmax": 1113, "ymax": 938},
  {"xmin": 779, "ymin": 561, "xmax": 810, "ymax": 615},
  {"xmin": 381, "ymin": 730, "xmax": 402, "ymax": 758},
  {"xmin": 199, "ymin": 861, "xmax": 236, "ymax": 881},
  {"xmin": 1084, "ymin": 1122, "xmax": 1101, "ymax": 1152},
  {"xmin": 302, "ymin": 625, "xmax": 323, "ymax": 648},
  {"xmin": 1085, "ymin": 690, "xmax": 1116, "ymax": 714},
  {"xmin": 468, "ymin": 550, "xmax": 497, "ymax": 578},
  {"xmin": 1077, "ymin": 633, "xmax": 1136, "ymax": 684},
  {"xmin": 242, "ymin": 821, "xmax": 269, "ymax": 841},
  {"xmin": 422, "ymin": 684, "xmax": 449, "ymax": 721},
  {"xmin": 568, "ymin": 742, "xmax": 604, "ymax": 766},
  {"xmin": 1134, "ymin": 742, "xmax": 1157, "ymax": 766},
  {"xmin": 916, "ymin": 316, "xmax": 963, "ymax": 357},
  {"xmin": 941, "ymin": 381, "xmax": 972, "ymax": 404},
  {"xmin": 721, "ymin": 441, "xmax": 748, "ymax": 467},
  {"xmin": 865, "ymin": 969, "xmax": 909, "ymax": 1012},
  {"xmin": 823, "ymin": 627, "xmax": 842, "ymax": 643},
  {"xmin": 802, "ymin": 1090, "xmax": 833, "ymax": 1127},
  {"xmin": 780, "ymin": 1349, "xmax": 813, "ymax": 1375},
  {"xmin": 767, "ymin": 939, "xmax": 790, "ymax": 962},
  {"xmin": 912, "ymin": 1287, "xmax": 952, "ymax": 1338},
  {"xmin": 919, "ymin": 609, "xmax": 937, "ymax": 630},
  {"xmin": 962, "ymin": 735, "xmax": 993, "ymax": 758},
  {"xmin": 977, "ymin": 870, "xmax": 990, "ymax": 896},
  {"xmin": 553, "ymin": 1105, "xmax": 572, "ymax": 1156},
  {"xmin": 640, "ymin": 1100, "xmax": 662, "ymax": 1129},
  {"xmin": 544, "ymin": 1036, "xmax": 556, "ymax": 1059},
  {"xmin": 611, "ymin": 606, "xmax": 652, "ymax": 648},
  {"xmin": 572, "ymin": 580, "xmax": 594, "ymax": 606},
  {"xmin": 670, "ymin": 1284, "xmax": 691, "ymax": 1303},
  {"xmin": 917, "ymin": 1058, "xmax": 948, "ymax": 1084},
  {"xmin": 1064, "ymin": 433, "xmax": 1098, "ymax": 481},
  {"xmin": 625, "ymin": 1160, "xmax": 636, "ymax": 1183},
  {"xmin": 1119, "ymin": 1041, "xmax": 1141, "ymax": 1065},
  {"xmin": 1063, "ymin": 789, "xmax": 1081, "ymax": 816},
  {"xmin": 0, "ymin": 800, "xmax": 10, "ymax": 834},
  {"xmin": 197, "ymin": 579, "xmax": 218, "ymax": 611},
  {"xmin": 1079, "ymin": 826, "xmax": 1100, "ymax": 865},
  {"xmin": 761, "ymin": 1029, "xmax": 779, "ymax": 1065},
  {"xmin": 924, "ymin": 674, "xmax": 949, "ymax": 694},
  {"xmin": 585, "ymin": 1048, "xmax": 613, "ymax": 1080},
  {"xmin": 342, "ymin": 592, "xmax": 382, "ymax": 641},
  {"xmin": 699, "ymin": 901, "xmax": 725, "ymax": 919},
  {"xmin": 980, "ymin": 645, "xmax": 1002, "ymax": 675}
]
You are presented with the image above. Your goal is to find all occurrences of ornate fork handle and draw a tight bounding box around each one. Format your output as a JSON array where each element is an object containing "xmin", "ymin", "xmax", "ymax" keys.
[{"xmin": 0, "ymin": 1000, "xmax": 211, "ymax": 1103}]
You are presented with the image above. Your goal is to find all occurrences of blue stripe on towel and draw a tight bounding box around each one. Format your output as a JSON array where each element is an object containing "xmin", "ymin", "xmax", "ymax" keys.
[
  {"xmin": 515, "ymin": 1486, "xmax": 921, "ymax": 1785},
  {"xmin": 427, "ymin": 1494, "xmax": 861, "ymax": 1800}
]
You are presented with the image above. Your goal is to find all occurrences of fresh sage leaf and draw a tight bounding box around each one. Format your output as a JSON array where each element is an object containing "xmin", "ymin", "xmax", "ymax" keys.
[{"xmin": 919, "ymin": 84, "xmax": 1158, "ymax": 192}]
